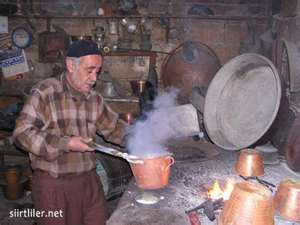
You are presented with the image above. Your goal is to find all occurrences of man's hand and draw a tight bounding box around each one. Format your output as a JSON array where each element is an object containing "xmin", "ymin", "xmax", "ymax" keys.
[{"xmin": 67, "ymin": 137, "xmax": 94, "ymax": 152}]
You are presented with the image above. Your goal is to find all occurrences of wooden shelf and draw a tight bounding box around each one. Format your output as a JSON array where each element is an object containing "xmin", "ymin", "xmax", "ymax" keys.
[{"xmin": 9, "ymin": 14, "xmax": 269, "ymax": 21}]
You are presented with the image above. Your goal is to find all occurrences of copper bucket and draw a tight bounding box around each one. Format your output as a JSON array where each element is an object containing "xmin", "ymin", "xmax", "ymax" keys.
[
  {"xmin": 130, "ymin": 154, "xmax": 175, "ymax": 189},
  {"xmin": 274, "ymin": 179, "xmax": 300, "ymax": 222},
  {"xmin": 218, "ymin": 181, "xmax": 274, "ymax": 225},
  {"xmin": 235, "ymin": 149, "xmax": 264, "ymax": 177}
]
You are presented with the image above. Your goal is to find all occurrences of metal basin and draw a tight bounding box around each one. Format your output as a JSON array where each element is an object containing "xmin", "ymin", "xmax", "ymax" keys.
[
  {"xmin": 161, "ymin": 41, "xmax": 221, "ymax": 104},
  {"xmin": 204, "ymin": 53, "xmax": 281, "ymax": 150}
]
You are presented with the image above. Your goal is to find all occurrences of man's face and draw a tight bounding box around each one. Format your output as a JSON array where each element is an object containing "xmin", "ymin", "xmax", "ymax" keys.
[{"xmin": 66, "ymin": 55, "xmax": 102, "ymax": 93}]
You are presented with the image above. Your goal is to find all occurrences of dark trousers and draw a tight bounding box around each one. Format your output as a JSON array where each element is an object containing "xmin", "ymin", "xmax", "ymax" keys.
[{"xmin": 32, "ymin": 169, "xmax": 108, "ymax": 225}]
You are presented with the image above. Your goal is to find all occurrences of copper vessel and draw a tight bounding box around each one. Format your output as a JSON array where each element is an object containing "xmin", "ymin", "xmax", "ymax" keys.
[
  {"xmin": 274, "ymin": 180, "xmax": 300, "ymax": 222},
  {"xmin": 235, "ymin": 149, "xmax": 264, "ymax": 177},
  {"xmin": 218, "ymin": 181, "xmax": 274, "ymax": 225},
  {"xmin": 161, "ymin": 41, "xmax": 221, "ymax": 103},
  {"xmin": 3, "ymin": 182, "xmax": 25, "ymax": 200},
  {"xmin": 0, "ymin": 176, "xmax": 27, "ymax": 200},
  {"xmin": 119, "ymin": 112, "xmax": 137, "ymax": 125},
  {"xmin": 130, "ymin": 80, "xmax": 146, "ymax": 96},
  {"xmin": 4, "ymin": 166, "xmax": 21, "ymax": 184},
  {"xmin": 130, "ymin": 154, "xmax": 175, "ymax": 189}
]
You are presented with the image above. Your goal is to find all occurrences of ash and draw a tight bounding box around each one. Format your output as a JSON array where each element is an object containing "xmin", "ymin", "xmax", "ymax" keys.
[{"xmin": 165, "ymin": 152, "xmax": 238, "ymax": 210}]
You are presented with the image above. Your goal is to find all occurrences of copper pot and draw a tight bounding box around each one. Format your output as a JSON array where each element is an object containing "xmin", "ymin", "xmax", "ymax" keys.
[
  {"xmin": 119, "ymin": 112, "xmax": 137, "ymax": 125},
  {"xmin": 235, "ymin": 149, "xmax": 264, "ymax": 177},
  {"xmin": 218, "ymin": 181, "xmax": 274, "ymax": 225},
  {"xmin": 274, "ymin": 180, "xmax": 300, "ymax": 222},
  {"xmin": 3, "ymin": 182, "xmax": 25, "ymax": 200},
  {"xmin": 130, "ymin": 154, "xmax": 175, "ymax": 189},
  {"xmin": 0, "ymin": 176, "xmax": 27, "ymax": 200},
  {"xmin": 4, "ymin": 165, "xmax": 21, "ymax": 184},
  {"xmin": 130, "ymin": 80, "xmax": 146, "ymax": 96}
]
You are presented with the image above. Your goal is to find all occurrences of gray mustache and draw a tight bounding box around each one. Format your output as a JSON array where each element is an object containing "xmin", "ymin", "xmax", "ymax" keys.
[{"xmin": 86, "ymin": 82, "xmax": 96, "ymax": 85}]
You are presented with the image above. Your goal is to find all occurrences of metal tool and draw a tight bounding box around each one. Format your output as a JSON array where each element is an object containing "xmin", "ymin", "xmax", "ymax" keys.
[{"xmin": 89, "ymin": 141, "xmax": 144, "ymax": 164}]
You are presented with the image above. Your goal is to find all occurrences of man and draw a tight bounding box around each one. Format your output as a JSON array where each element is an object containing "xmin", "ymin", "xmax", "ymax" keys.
[{"xmin": 13, "ymin": 40, "xmax": 127, "ymax": 225}]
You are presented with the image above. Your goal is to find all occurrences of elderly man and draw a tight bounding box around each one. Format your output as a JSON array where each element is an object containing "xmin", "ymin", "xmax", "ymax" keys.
[{"xmin": 13, "ymin": 40, "xmax": 127, "ymax": 225}]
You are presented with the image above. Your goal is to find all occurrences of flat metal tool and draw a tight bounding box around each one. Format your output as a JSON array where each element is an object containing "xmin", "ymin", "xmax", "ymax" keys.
[{"xmin": 89, "ymin": 141, "xmax": 144, "ymax": 164}]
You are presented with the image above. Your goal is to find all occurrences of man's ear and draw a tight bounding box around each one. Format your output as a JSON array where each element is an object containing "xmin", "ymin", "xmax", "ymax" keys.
[{"xmin": 66, "ymin": 58, "xmax": 75, "ymax": 73}]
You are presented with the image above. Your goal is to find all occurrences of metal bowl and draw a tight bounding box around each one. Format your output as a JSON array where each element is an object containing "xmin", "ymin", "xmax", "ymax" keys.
[
  {"xmin": 204, "ymin": 53, "xmax": 281, "ymax": 150},
  {"xmin": 235, "ymin": 149, "xmax": 264, "ymax": 177},
  {"xmin": 274, "ymin": 179, "xmax": 300, "ymax": 222}
]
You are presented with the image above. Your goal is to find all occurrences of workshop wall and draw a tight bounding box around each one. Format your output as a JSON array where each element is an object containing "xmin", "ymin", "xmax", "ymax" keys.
[{"xmin": 0, "ymin": 0, "xmax": 272, "ymax": 113}]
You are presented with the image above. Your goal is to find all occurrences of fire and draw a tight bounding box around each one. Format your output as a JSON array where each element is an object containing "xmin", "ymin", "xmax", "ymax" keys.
[
  {"xmin": 223, "ymin": 178, "xmax": 235, "ymax": 200},
  {"xmin": 207, "ymin": 178, "xmax": 235, "ymax": 201},
  {"xmin": 207, "ymin": 180, "xmax": 223, "ymax": 200}
]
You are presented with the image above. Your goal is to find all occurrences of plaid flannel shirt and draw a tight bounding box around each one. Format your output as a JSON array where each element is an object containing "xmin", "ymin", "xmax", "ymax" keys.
[{"xmin": 13, "ymin": 73, "xmax": 127, "ymax": 178}]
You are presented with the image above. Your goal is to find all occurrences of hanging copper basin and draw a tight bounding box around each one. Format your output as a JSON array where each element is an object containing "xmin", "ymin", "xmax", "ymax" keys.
[{"xmin": 161, "ymin": 41, "xmax": 221, "ymax": 104}]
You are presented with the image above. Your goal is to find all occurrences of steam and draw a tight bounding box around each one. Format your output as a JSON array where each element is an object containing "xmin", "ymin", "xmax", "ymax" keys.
[{"xmin": 126, "ymin": 87, "xmax": 184, "ymax": 158}]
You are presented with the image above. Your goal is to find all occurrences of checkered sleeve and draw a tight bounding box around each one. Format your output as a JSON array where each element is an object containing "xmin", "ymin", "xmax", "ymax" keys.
[
  {"xmin": 12, "ymin": 90, "xmax": 71, "ymax": 161},
  {"xmin": 95, "ymin": 97, "xmax": 128, "ymax": 146}
]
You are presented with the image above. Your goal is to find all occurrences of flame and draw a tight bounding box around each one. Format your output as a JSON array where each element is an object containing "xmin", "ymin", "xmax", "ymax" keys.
[
  {"xmin": 223, "ymin": 178, "xmax": 235, "ymax": 200},
  {"xmin": 207, "ymin": 180, "xmax": 223, "ymax": 200},
  {"xmin": 207, "ymin": 178, "xmax": 235, "ymax": 201}
]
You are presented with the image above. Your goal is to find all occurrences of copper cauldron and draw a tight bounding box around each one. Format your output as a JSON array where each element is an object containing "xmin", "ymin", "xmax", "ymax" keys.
[
  {"xmin": 130, "ymin": 154, "xmax": 175, "ymax": 189},
  {"xmin": 235, "ymin": 149, "xmax": 264, "ymax": 177},
  {"xmin": 219, "ymin": 181, "xmax": 274, "ymax": 225},
  {"xmin": 274, "ymin": 179, "xmax": 300, "ymax": 222}
]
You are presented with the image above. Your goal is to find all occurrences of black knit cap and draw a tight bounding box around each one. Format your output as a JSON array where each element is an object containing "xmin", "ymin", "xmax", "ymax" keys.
[{"xmin": 66, "ymin": 40, "xmax": 102, "ymax": 57}]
